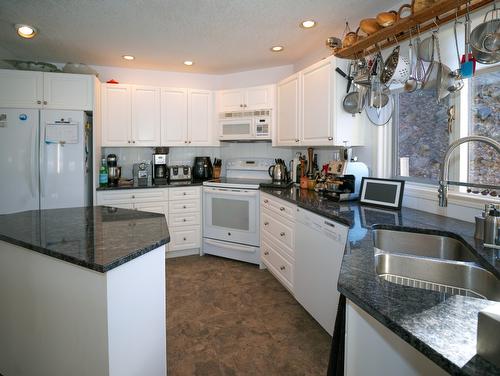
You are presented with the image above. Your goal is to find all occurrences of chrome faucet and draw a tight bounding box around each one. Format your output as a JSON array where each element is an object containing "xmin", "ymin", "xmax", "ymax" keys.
[{"xmin": 438, "ymin": 135, "xmax": 500, "ymax": 207}]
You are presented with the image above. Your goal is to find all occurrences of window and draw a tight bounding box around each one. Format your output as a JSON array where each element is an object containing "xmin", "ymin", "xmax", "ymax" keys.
[{"xmin": 392, "ymin": 68, "xmax": 500, "ymax": 198}]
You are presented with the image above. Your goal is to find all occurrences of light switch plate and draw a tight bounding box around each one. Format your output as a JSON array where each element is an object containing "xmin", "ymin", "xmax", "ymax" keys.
[{"xmin": 477, "ymin": 302, "xmax": 500, "ymax": 368}]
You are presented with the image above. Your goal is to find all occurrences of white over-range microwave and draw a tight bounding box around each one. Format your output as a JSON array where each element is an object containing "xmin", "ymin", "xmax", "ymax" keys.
[{"xmin": 219, "ymin": 110, "xmax": 271, "ymax": 141}]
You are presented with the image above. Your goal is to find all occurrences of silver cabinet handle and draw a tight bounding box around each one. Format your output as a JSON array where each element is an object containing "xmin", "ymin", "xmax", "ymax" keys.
[
  {"xmin": 280, "ymin": 266, "xmax": 286, "ymax": 271},
  {"xmin": 280, "ymin": 207, "xmax": 285, "ymax": 211},
  {"xmin": 264, "ymin": 251, "xmax": 269, "ymax": 255},
  {"xmin": 264, "ymin": 222, "xmax": 269, "ymax": 226},
  {"xmin": 37, "ymin": 100, "xmax": 42, "ymax": 104},
  {"xmin": 280, "ymin": 232, "xmax": 285, "ymax": 237},
  {"xmin": 328, "ymin": 137, "xmax": 333, "ymax": 141},
  {"xmin": 264, "ymin": 199, "xmax": 269, "ymax": 203}
]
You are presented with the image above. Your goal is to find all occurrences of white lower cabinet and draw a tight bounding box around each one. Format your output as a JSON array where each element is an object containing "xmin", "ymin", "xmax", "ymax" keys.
[{"xmin": 96, "ymin": 186, "xmax": 202, "ymax": 256}]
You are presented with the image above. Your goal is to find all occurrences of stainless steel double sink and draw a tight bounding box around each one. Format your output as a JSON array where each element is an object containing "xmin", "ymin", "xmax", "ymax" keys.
[{"xmin": 373, "ymin": 227, "xmax": 500, "ymax": 301}]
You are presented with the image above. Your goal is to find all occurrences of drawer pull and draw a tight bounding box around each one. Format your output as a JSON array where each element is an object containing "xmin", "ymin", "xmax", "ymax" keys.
[
  {"xmin": 183, "ymin": 205, "xmax": 187, "ymax": 208},
  {"xmin": 279, "ymin": 207, "xmax": 285, "ymax": 211},
  {"xmin": 132, "ymin": 195, "xmax": 135, "ymax": 198},
  {"xmin": 280, "ymin": 232, "xmax": 285, "ymax": 237},
  {"xmin": 183, "ymin": 237, "xmax": 187, "ymax": 241},
  {"xmin": 264, "ymin": 251, "xmax": 269, "ymax": 255},
  {"xmin": 183, "ymin": 192, "xmax": 187, "ymax": 195},
  {"xmin": 183, "ymin": 218, "xmax": 187, "ymax": 222},
  {"xmin": 280, "ymin": 266, "xmax": 286, "ymax": 271},
  {"xmin": 264, "ymin": 222, "xmax": 269, "ymax": 226},
  {"xmin": 324, "ymin": 221, "xmax": 335, "ymax": 228},
  {"xmin": 37, "ymin": 100, "xmax": 42, "ymax": 104},
  {"xmin": 264, "ymin": 199, "xmax": 269, "ymax": 203}
]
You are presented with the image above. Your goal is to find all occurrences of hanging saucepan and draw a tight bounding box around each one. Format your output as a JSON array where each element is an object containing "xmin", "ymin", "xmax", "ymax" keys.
[
  {"xmin": 336, "ymin": 64, "xmax": 366, "ymax": 114},
  {"xmin": 470, "ymin": 7, "xmax": 500, "ymax": 64}
]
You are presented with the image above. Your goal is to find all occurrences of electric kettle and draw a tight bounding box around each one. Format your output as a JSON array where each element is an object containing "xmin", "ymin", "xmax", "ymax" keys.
[{"xmin": 268, "ymin": 159, "xmax": 289, "ymax": 182}]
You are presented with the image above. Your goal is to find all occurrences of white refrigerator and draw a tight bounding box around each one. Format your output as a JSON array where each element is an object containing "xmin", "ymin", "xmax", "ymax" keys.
[{"xmin": 0, "ymin": 108, "xmax": 91, "ymax": 214}]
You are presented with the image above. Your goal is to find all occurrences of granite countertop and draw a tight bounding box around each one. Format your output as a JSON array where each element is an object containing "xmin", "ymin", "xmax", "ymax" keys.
[
  {"xmin": 96, "ymin": 180, "xmax": 203, "ymax": 191},
  {"xmin": 0, "ymin": 206, "xmax": 170, "ymax": 273},
  {"xmin": 260, "ymin": 186, "xmax": 500, "ymax": 376}
]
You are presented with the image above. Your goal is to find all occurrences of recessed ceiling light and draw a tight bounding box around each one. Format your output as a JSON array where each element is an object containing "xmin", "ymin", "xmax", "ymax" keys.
[
  {"xmin": 15, "ymin": 24, "xmax": 37, "ymax": 39},
  {"xmin": 300, "ymin": 20, "xmax": 317, "ymax": 29},
  {"xmin": 183, "ymin": 60, "xmax": 194, "ymax": 66},
  {"xmin": 122, "ymin": 55, "xmax": 135, "ymax": 61},
  {"xmin": 270, "ymin": 46, "xmax": 284, "ymax": 52}
]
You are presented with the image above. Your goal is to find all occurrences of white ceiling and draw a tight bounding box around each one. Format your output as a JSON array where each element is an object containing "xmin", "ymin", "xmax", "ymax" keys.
[{"xmin": 0, "ymin": 0, "xmax": 401, "ymax": 74}]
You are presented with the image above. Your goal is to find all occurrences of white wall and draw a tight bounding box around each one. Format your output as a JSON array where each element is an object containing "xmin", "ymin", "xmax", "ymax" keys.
[{"xmin": 91, "ymin": 63, "xmax": 293, "ymax": 90}]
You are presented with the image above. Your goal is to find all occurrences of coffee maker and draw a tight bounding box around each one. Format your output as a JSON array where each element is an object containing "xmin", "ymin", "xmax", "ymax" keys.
[
  {"xmin": 107, "ymin": 154, "xmax": 120, "ymax": 187},
  {"xmin": 153, "ymin": 147, "xmax": 169, "ymax": 185}
]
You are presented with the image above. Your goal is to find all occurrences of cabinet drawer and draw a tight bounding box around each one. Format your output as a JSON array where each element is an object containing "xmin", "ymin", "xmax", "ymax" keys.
[
  {"xmin": 169, "ymin": 187, "xmax": 200, "ymax": 200},
  {"xmin": 261, "ymin": 239, "xmax": 293, "ymax": 290},
  {"xmin": 261, "ymin": 193, "xmax": 295, "ymax": 222},
  {"xmin": 169, "ymin": 199, "xmax": 200, "ymax": 214},
  {"xmin": 262, "ymin": 209, "xmax": 294, "ymax": 250},
  {"xmin": 261, "ymin": 232, "xmax": 294, "ymax": 260},
  {"xmin": 168, "ymin": 212, "xmax": 200, "ymax": 227},
  {"xmin": 97, "ymin": 189, "xmax": 168, "ymax": 205},
  {"xmin": 134, "ymin": 202, "xmax": 168, "ymax": 218},
  {"xmin": 169, "ymin": 226, "xmax": 201, "ymax": 251}
]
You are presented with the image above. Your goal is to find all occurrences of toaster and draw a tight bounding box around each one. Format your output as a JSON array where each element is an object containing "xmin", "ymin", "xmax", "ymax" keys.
[{"xmin": 169, "ymin": 165, "xmax": 192, "ymax": 181}]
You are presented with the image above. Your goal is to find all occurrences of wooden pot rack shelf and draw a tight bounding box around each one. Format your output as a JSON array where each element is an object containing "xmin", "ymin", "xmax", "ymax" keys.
[{"xmin": 334, "ymin": 0, "xmax": 495, "ymax": 59}]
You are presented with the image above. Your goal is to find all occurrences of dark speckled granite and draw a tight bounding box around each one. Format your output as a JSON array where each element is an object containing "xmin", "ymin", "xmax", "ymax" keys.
[
  {"xmin": 96, "ymin": 180, "xmax": 203, "ymax": 191},
  {"xmin": 0, "ymin": 206, "xmax": 170, "ymax": 273},
  {"xmin": 261, "ymin": 186, "xmax": 500, "ymax": 376}
]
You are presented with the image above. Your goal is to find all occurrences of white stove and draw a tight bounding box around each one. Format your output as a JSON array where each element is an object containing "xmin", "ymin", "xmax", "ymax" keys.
[{"xmin": 202, "ymin": 158, "xmax": 274, "ymax": 266}]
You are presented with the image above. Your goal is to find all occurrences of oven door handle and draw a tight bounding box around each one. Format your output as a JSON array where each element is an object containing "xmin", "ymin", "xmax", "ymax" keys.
[
  {"xmin": 204, "ymin": 238, "xmax": 257, "ymax": 253},
  {"xmin": 203, "ymin": 187, "xmax": 258, "ymax": 196}
]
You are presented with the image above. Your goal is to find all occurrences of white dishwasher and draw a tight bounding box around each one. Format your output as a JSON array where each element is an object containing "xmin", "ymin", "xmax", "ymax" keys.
[{"xmin": 295, "ymin": 207, "xmax": 348, "ymax": 335}]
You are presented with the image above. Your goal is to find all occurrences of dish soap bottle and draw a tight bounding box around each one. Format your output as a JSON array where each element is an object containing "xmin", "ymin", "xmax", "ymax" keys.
[{"xmin": 99, "ymin": 158, "xmax": 108, "ymax": 187}]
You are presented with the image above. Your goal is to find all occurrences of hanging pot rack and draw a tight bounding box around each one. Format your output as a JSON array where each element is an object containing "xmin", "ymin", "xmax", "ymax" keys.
[{"xmin": 334, "ymin": 0, "xmax": 495, "ymax": 59}]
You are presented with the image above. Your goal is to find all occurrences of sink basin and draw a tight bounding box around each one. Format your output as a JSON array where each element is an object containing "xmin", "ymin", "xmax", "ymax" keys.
[{"xmin": 373, "ymin": 228, "xmax": 500, "ymax": 301}]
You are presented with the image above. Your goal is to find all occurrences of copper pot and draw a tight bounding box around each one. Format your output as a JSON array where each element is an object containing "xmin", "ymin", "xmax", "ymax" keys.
[
  {"xmin": 360, "ymin": 18, "xmax": 382, "ymax": 35},
  {"xmin": 343, "ymin": 27, "xmax": 360, "ymax": 48}
]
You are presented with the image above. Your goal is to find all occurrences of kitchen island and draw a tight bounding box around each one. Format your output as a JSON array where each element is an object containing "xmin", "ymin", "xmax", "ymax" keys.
[
  {"xmin": 261, "ymin": 187, "xmax": 500, "ymax": 376},
  {"xmin": 0, "ymin": 206, "xmax": 169, "ymax": 376}
]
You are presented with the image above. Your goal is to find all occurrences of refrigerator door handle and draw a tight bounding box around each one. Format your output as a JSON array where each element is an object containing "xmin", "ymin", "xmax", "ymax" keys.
[
  {"xmin": 40, "ymin": 123, "xmax": 45, "ymax": 198},
  {"xmin": 28, "ymin": 123, "xmax": 37, "ymax": 198}
]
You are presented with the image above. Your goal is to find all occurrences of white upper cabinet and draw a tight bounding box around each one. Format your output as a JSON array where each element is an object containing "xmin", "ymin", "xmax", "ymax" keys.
[
  {"xmin": 218, "ymin": 89, "xmax": 246, "ymax": 112},
  {"xmin": 276, "ymin": 73, "xmax": 300, "ymax": 146},
  {"xmin": 217, "ymin": 85, "xmax": 275, "ymax": 112},
  {"xmin": 301, "ymin": 59, "xmax": 333, "ymax": 146},
  {"xmin": 101, "ymin": 84, "xmax": 132, "ymax": 146},
  {"xmin": 188, "ymin": 89, "xmax": 213, "ymax": 146},
  {"xmin": 43, "ymin": 73, "xmax": 93, "ymax": 110},
  {"xmin": 275, "ymin": 56, "xmax": 364, "ymax": 147},
  {"xmin": 131, "ymin": 86, "xmax": 161, "ymax": 146},
  {"xmin": 0, "ymin": 69, "xmax": 92, "ymax": 110},
  {"xmin": 161, "ymin": 88, "xmax": 188, "ymax": 146}
]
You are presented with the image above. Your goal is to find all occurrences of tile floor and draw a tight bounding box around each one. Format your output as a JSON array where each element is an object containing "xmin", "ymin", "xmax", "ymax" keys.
[{"xmin": 166, "ymin": 255, "xmax": 331, "ymax": 375}]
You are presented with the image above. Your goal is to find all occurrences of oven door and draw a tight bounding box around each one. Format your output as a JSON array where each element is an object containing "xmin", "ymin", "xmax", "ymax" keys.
[
  {"xmin": 203, "ymin": 187, "xmax": 259, "ymax": 246},
  {"xmin": 219, "ymin": 118, "xmax": 254, "ymax": 140}
]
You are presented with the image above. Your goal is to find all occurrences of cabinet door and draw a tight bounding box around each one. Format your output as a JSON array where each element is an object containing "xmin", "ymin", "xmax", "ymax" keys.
[
  {"xmin": 276, "ymin": 74, "xmax": 300, "ymax": 146},
  {"xmin": 188, "ymin": 89, "xmax": 213, "ymax": 146},
  {"xmin": 134, "ymin": 202, "xmax": 168, "ymax": 219},
  {"xmin": 131, "ymin": 86, "xmax": 161, "ymax": 146},
  {"xmin": 301, "ymin": 60, "xmax": 333, "ymax": 146},
  {"xmin": 218, "ymin": 89, "xmax": 245, "ymax": 112},
  {"xmin": 246, "ymin": 85, "xmax": 274, "ymax": 110},
  {"xmin": 161, "ymin": 88, "xmax": 188, "ymax": 146},
  {"xmin": 0, "ymin": 69, "xmax": 43, "ymax": 108},
  {"xmin": 101, "ymin": 84, "xmax": 132, "ymax": 146},
  {"xmin": 43, "ymin": 73, "xmax": 93, "ymax": 110}
]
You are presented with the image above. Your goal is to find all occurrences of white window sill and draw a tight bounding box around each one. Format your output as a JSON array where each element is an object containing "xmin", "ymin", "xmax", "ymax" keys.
[{"xmin": 404, "ymin": 182, "xmax": 500, "ymax": 210}]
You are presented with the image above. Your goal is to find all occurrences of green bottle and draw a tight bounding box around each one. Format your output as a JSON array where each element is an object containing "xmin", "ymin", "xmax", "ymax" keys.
[{"xmin": 99, "ymin": 158, "xmax": 108, "ymax": 187}]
